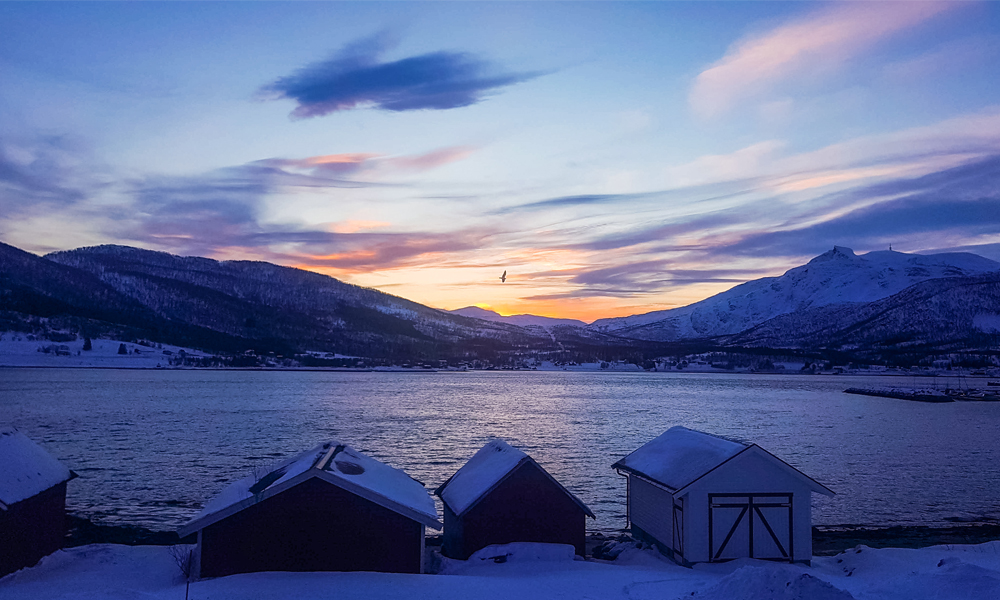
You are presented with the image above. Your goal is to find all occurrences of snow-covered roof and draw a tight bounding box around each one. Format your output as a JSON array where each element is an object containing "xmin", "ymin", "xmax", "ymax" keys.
[
  {"xmin": 0, "ymin": 427, "xmax": 73, "ymax": 510},
  {"xmin": 613, "ymin": 427, "xmax": 834, "ymax": 497},
  {"xmin": 613, "ymin": 427, "xmax": 746, "ymax": 492},
  {"xmin": 178, "ymin": 441, "xmax": 440, "ymax": 537},
  {"xmin": 436, "ymin": 439, "xmax": 594, "ymax": 518}
]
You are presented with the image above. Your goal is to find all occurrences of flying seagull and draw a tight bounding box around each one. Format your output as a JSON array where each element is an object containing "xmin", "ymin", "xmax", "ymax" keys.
[{"xmin": 500, "ymin": 270, "xmax": 507, "ymax": 283}]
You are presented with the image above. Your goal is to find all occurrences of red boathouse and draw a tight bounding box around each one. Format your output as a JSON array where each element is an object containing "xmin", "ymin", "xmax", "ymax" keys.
[
  {"xmin": 178, "ymin": 441, "xmax": 441, "ymax": 578},
  {"xmin": 0, "ymin": 427, "xmax": 75, "ymax": 577},
  {"xmin": 436, "ymin": 439, "xmax": 594, "ymax": 559}
]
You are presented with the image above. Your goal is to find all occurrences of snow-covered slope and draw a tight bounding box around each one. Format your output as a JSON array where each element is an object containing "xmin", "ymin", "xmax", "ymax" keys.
[
  {"xmin": 447, "ymin": 306, "xmax": 587, "ymax": 327},
  {"xmin": 42, "ymin": 244, "xmax": 556, "ymax": 355},
  {"xmin": 726, "ymin": 275, "xmax": 1000, "ymax": 351},
  {"xmin": 449, "ymin": 307, "xmax": 585, "ymax": 328},
  {"xmin": 587, "ymin": 247, "xmax": 1000, "ymax": 342}
]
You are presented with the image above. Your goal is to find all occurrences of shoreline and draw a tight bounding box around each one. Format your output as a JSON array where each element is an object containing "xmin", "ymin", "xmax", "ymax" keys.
[
  {"xmin": 4, "ymin": 363, "xmax": 998, "ymax": 379},
  {"xmin": 66, "ymin": 515, "xmax": 1000, "ymax": 557}
]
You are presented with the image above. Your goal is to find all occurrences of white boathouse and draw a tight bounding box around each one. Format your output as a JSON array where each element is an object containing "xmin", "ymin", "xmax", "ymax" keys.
[{"xmin": 612, "ymin": 426, "xmax": 834, "ymax": 565}]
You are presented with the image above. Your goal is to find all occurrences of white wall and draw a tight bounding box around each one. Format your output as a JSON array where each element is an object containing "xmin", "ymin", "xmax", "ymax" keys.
[
  {"xmin": 679, "ymin": 448, "xmax": 825, "ymax": 563},
  {"xmin": 629, "ymin": 476, "xmax": 674, "ymax": 552}
]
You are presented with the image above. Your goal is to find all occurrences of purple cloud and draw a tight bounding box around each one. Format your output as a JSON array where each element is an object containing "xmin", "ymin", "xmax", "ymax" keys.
[
  {"xmin": 710, "ymin": 155, "xmax": 1000, "ymax": 259},
  {"xmin": 0, "ymin": 136, "xmax": 91, "ymax": 211},
  {"xmin": 260, "ymin": 33, "xmax": 541, "ymax": 118}
]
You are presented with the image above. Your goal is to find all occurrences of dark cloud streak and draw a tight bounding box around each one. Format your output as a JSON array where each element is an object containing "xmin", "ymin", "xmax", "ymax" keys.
[
  {"xmin": 0, "ymin": 136, "xmax": 92, "ymax": 212},
  {"xmin": 713, "ymin": 155, "xmax": 1000, "ymax": 259},
  {"xmin": 261, "ymin": 33, "xmax": 541, "ymax": 118}
]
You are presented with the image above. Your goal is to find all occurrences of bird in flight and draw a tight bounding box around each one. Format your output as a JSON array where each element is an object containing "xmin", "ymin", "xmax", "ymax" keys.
[{"xmin": 500, "ymin": 270, "xmax": 507, "ymax": 283}]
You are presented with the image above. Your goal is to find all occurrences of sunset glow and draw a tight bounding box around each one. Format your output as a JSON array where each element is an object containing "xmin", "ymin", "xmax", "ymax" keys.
[{"xmin": 3, "ymin": 2, "xmax": 999, "ymax": 321}]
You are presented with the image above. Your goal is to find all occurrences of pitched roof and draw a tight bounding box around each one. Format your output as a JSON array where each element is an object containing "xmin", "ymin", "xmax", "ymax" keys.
[
  {"xmin": 178, "ymin": 441, "xmax": 440, "ymax": 537},
  {"xmin": 0, "ymin": 427, "xmax": 74, "ymax": 510},
  {"xmin": 436, "ymin": 439, "xmax": 594, "ymax": 518},
  {"xmin": 613, "ymin": 426, "xmax": 833, "ymax": 496},
  {"xmin": 613, "ymin": 426, "xmax": 746, "ymax": 492}
]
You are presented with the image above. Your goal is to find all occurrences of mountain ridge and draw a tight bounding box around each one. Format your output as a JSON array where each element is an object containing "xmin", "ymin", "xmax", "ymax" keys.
[
  {"xmin": 586, "ymin": 246, "xmax": 1000, "ymax": 342},
  {"xmin": 3, "ymin": 241, "xmax": 1000, "ymax": 364},
  {"xmin": 448, "ymin": 306, "xmax": 586, "ymax": 329}
]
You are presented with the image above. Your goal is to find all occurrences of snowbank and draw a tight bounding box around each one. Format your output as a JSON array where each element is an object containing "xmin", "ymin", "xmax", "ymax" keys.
[
  {"xmin": 3, "ymin": 541, "xmax": 1000, "ymax": 600},
  {"xmin": 0, "ymin": 334, "xmax": 204, "ymax": 369}
]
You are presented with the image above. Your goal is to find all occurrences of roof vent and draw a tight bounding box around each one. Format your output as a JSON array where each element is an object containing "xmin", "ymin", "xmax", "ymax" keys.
[{"xmin": 334, "ymin": 460, "xmax": 365, "ymax": 475}]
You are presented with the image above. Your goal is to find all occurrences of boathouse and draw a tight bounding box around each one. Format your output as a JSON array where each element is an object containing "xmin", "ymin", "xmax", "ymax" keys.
[
  {"xmin": 178, "ymin": 441, "xmax": 441, "ymax": 578},
  {"xmin": 436, "ymin": 439, "xmax": 594, "ymax": 559},
  {"xmin": 613, "ymin": 426, "xmax": 834, "ymax": 565},
  {"xmin": 0, "ymin": 427, "xmax": 76, "ymax": 577}
]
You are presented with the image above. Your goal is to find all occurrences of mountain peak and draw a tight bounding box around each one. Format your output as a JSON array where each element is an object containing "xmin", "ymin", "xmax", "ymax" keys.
[{"xmin": 808, "ymin": 246, "xmax": 856, "ymax": 264}]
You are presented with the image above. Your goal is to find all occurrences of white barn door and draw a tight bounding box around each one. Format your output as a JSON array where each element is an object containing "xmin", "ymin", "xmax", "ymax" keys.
[{"xmin": 708, "ymin": 494, "xmax": 792, "ymax": 561}]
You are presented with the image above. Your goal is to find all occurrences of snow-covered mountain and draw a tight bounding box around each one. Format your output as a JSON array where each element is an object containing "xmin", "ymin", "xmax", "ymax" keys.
[
  {"xmin": 40, "ymin": 244, "xmax": 562, "ymax": 356},
  {"xmin": 726, "ymin": 274, "xmax": 1000, "ymax": 352},
  {"xmin": 7, "ymin": 240, "xmax": 1000, "ymax": 360},
  {"xmin": 587, "ymin": 246, "xmax": 1000, "ymax": 342},
  {"xmin": 449, "ymin": 306, "xmax": 585, "ymax": 328}
]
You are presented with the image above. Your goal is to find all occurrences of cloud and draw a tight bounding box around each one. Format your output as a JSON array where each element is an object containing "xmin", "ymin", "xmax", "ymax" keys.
[
  {"xmin": 258, "ymin": 145, "xmax": 475, "ymax": 177},
  {"xmin": 260, "ymin": 32, "xmax": 540, "ymax": 118},
  {"xmin": 261, "ymin": 153, "xmax": 380, "ymax": 175},
  {"xmin": 883, "ymin": 36, "xmax": 997, "ymax": 83},
  {"xmin": 711, "ymin": 155, "xmax": 1000, "ymax": 259},
  {"xmin": 386, "ymin": 146, "xmax": 476, "ymax": 171},
  {"xmin": 494, "ymin": 193, "xmax": 640, "ymax": 214},
  {"xmin": 690, "ymin": 2, "xmax": 954, "ymax": 117},
  {"xmin": 521, "ymin": 262, "xmax": 763, "ymax": 301},
  {"xmin": 115, "ymin": 156, "xmax": 494, "ymax": 271},
  {"xmin": 283, "ymin": 229, "xmax": 489, "ymax": 272},
  {"xmin": 0, "ymin": 136, "xmax": 95, "ymax": 211},
  {"xmin": 492, "ymin": 181, "xmax": 757, "ymax": 216}
]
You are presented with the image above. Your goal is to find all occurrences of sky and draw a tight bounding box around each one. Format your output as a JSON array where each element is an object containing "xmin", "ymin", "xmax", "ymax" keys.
[{"xmin": 2, "ymin": 1, "xmax": 999, "ymax": 322}]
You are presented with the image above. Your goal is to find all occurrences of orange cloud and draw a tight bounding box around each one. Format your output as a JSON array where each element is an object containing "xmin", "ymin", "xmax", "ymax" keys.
[
  {"xmin": 386, "ymin": 145, "xmax": 476, "ymax": 171},
  {"xmin": 304, "ymin": 153, "xmax": 380, "ymax": 167},
  {"xmin": 328, "ymin": 220, "xmax": 391, "ymax": 234},
  {"xmin": 691, "ymin": 2, "xmax": 954, "ymax": 117}
]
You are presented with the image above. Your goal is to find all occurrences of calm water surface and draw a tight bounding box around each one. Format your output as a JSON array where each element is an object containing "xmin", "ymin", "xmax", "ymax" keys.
[{"xmin": 2, "ymin": 368, "xmax": 998, "ymax": 532}]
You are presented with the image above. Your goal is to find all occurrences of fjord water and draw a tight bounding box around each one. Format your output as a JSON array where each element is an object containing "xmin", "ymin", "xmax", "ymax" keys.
[{"xmin": 2, "ymin": 368, "xmax": 998, "ymax": 532}]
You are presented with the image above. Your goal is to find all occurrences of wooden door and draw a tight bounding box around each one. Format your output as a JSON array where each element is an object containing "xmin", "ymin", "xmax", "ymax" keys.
[{"xmin": 708, "ymin": 493, "xmax": 792, "ymax": 561}]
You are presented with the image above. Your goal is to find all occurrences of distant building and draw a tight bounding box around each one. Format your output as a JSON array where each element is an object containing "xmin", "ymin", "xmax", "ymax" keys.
[
  {"xmin": 436, "ymin": 440, "xmax": 594, "ymax": 559},
  {"xmin": 178, "ymin": 441, "xmax": 441, "ymax": 578},
  {"xmin": 613, "ymin": 426, "xmax": 833, "ymax": 565},
  {"xmin": 0, "ymin": 427, "xmax": 76, "ymax": 577}
]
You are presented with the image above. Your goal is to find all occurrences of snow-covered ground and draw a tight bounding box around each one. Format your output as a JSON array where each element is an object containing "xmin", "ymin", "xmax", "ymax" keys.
[
  {"xmin": 2, "ymin": 541, "xmax": 999, "ymax": 600},
  {"xmin": 0, "ymin": 334, "xmax": 205, "ymax": 368}
]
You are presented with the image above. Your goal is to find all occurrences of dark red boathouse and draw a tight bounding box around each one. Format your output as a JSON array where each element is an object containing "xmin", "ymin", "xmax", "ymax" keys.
[
  {"xmin": 178, "ymin": 441, "xmax": 441, "ymax": 578},
  {"xmin": 435, "ymin": 440, "xmax": 594, "ymax": 559},
  {"xmin": 0, "ymin": 427, "xmax": 75, "ymax": 577}
]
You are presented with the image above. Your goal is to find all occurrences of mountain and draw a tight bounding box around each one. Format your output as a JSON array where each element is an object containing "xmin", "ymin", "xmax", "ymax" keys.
[
  {"xmin": 40, "ymin": 244, "xmax": 574, "ymax": 358},
  {"xmin": 449, "ymin": 306, "xmax": 586, "ymax": 328},
  {"xmin": 0, "ymin": 242, "xmax": 275, "ymax": 352},
  {"xmin": 0, "ymin": 241, "xmax": 153, "ymax": 327},
  {"xmin": 586, "ymin": 246, "xmax": 1000, "ymax": 342},
  {"xmin": 724, "ymin": 274, "xmax": 1000, "ymax": 357},
  {"xmin": 5, "ymin": 241, "xmax": 999, "ymax": 364}
]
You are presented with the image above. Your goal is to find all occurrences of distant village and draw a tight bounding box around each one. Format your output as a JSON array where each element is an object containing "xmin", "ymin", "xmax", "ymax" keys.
[{"xmin": 4, "ymin": 330, "xmax": 1000, "ymax": 379}]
